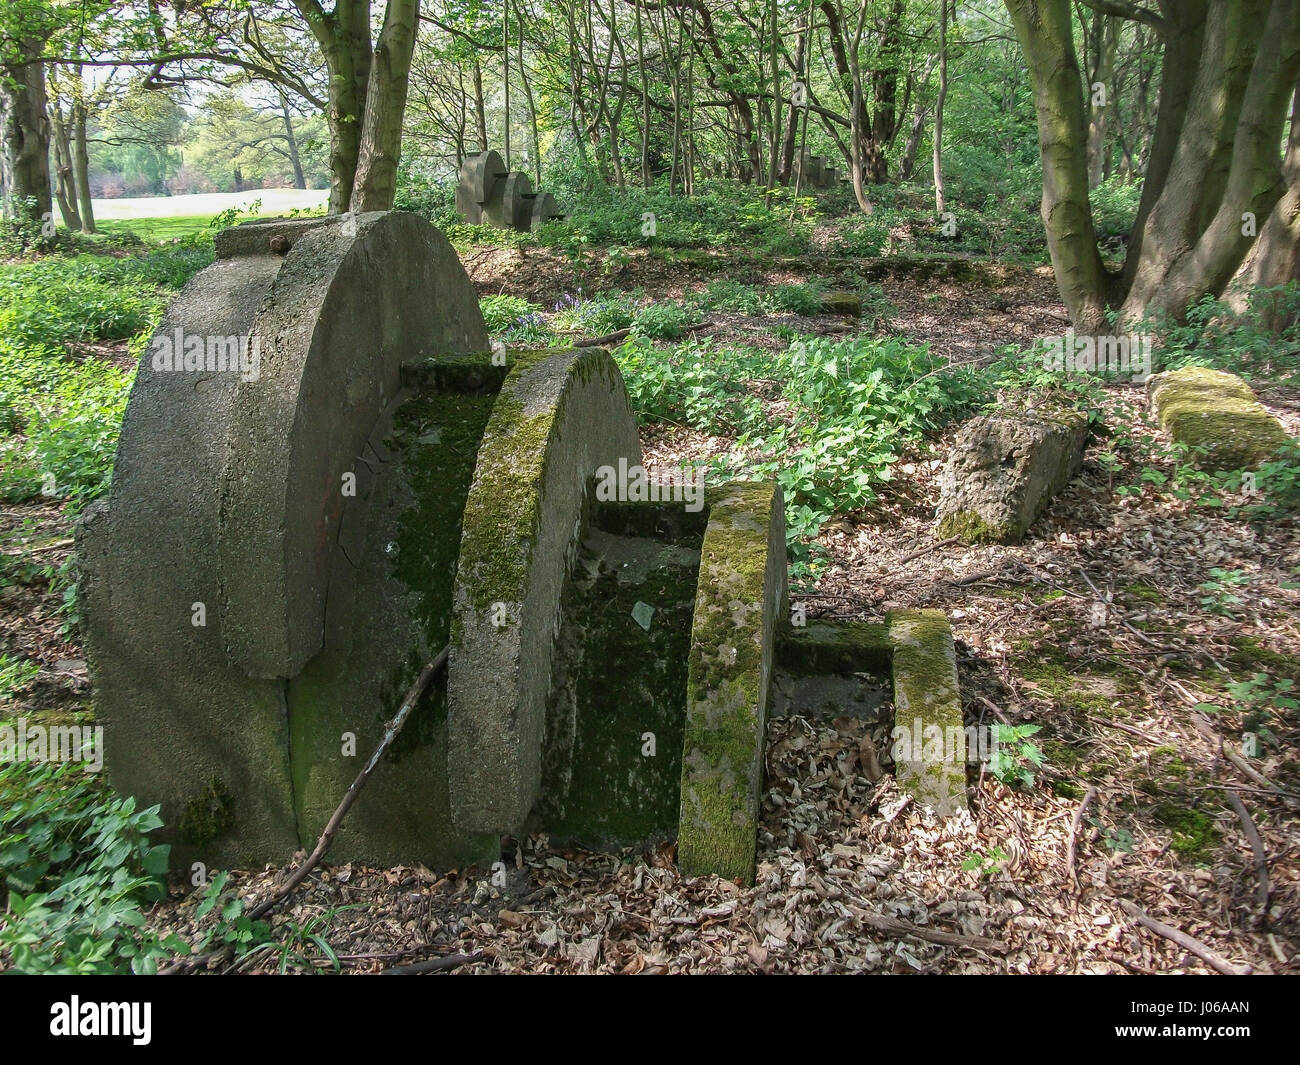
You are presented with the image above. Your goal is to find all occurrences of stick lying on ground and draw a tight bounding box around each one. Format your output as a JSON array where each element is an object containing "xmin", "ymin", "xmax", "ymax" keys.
[
  {"xmin": 162, "ymin": 646, "xmax": 450, "ymax": 974},
  {"xmin": 1118, "ymin": 899, "xmax": 1252, "ymax": 976},
  {"xmin": 1225, "ymin": 789, "xmax": 1270, "ymax": 919},
  {"xmin": 572, "ymin": 321, "xmax": 711, "ymax": 347}
]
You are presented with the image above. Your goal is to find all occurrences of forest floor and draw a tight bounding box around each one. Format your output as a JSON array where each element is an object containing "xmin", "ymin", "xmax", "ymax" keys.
[{"xmin": 4, "ymin": 244, "xmax": 1297, "ymax": 974}]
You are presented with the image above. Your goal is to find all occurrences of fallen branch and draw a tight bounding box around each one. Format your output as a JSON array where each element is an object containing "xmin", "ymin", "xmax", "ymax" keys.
[
  {"xmin": 1191, "ymin": 712, "xmax": 1281, "ymax": 793},
  {"xmin": 947, "ymin": 569, "xmax": 999, "ymax": 586},
  {"xmin": 1065, "ymin": 786, "xmax": 1099, "ymax": 885},
  {"xmin": 249, "ymin": 645, "xmax": 450, "ymax": 920},
  {"xmin": 380, "ymin": 951, "xmax": 483, "ymax": 975},
  {"xmin": 573, "ymin": 321, "xmax": 712, "ymax": 347},
  {"xmin": 1225, "ymin": 789, "xmax": 1270, "ymax": 918},
  {"xmin": 162, "ymin": 647, "xmax": 450, "ymax": 974},
  {"xmin": 899, "ymin": 536, "xmax": 960, "ymax": 564},
  {"xmin": 850, "ymin": 907, "xmax": 1008, "ymax": 954},
  {"xmin": 1118, "ymin": 900, "xmax": 1252, "ymax": 975},
  {"xmin": 572, "ymin": 326, "xmax": 632, "ymax": 347}
]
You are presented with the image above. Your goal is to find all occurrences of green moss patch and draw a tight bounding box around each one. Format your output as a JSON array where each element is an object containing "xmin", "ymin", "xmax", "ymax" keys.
[
  {"xmin": 1149, "ymin": 366, "xmax": 1291, "ymax": 470},
  {"xmin": 886, "ymin": 608, "xmax": 967, "ymax": 814},
  {"xmin": 678, "ymin": 482, "xmax": 785, "ymax": 884},
  {"xmin": 535, "ymin": 525, "xmax": 701, "ymax": 848},
  {"xmin": 776, "ymin": 620, "xmax": 892, "ymax": 679},
  {"xmin": 179, "ymin": 777, "xmax": 235, "ymax": 846},
  {"xmin": 936, "ymin": 510, "xmax": 1019, "ymax": 544},
  {"xmin": 1152, "ymin": 801, "xmax": 1221, "ymax": 863}
]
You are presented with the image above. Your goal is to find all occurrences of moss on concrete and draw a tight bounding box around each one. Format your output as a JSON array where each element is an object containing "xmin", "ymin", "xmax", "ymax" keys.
[
  {"xmin": 776, "ymin": 620, "xmax": 892, "ymax": 679},
  {"xmin": 678, "ymin": 482, "xmax": 784, "ymax": 884},
  {"xmin": 453, "ymin": 347, "xmax": 623, "ymax": 615},
  {"xmin": 284, "ymin": 353, "xmax": 501, "ymax": 868},
  {"xmin": 936, "ymin": 510, "xmax": 1019, "ymax": 545},
  {"xmin": 535, "ymin": 525, "xmax": 701, "ymax": 848},
  {"xmin": 179, "ymin": 776, "xmax": 236, "ymax": 846},
  {"xmin": 1149, "ymin": 366, "xmax": 1291, "ymax": 470},
  {"xmin": 819, "ymin": 291, "xmax": 862, "ymax": 316},
  {"xmin": 886, "ymin": 608, "xmax": 967, "ymax": 815}
]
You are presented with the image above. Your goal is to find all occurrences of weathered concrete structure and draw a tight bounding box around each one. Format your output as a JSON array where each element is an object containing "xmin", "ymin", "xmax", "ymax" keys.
[
  {"xmin": 78, "ymin": 210, "xmax": 966, "ymax": 887},
  {"xmin": 935, "ymin": 406, "xmax": 1089, "ymax": 543},
  {"xmin": 456, "ymin": 150, "xmax": 562, "ymax": 233},
  {"xmin": 1147, "ymin": 366, "xmax": 1292, "ymax": 470},
  {"xmin": 792, "ymin": 149, "xmax": 842, "ymax": 191}
]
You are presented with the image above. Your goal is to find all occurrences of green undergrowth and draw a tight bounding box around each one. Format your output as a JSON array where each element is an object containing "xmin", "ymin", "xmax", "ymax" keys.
[
  {"xmin": 0, "ymin": 243, "xmax": 212, "ymax": 510},
  {"xmin": 614, "ymin": 331, "xmax": 988, "ymax": 573}
]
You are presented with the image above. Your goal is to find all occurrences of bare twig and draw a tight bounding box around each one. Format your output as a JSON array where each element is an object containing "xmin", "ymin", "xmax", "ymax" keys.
[
  {"xmin": 249, "ymin": 646, "xmax": 450, "ymax": 921},
  {"xmin": 850, "ymin": 907, "xmax": 1009, "ymax": 954},
  {"xmin": 1225, "ymin": 789, "xmax": 1270, "ymax": 918},
  {"xmin": 380, "ymin": 951, "xmax": 484, "ymax": 975},
  {"xmin": 1191, "ymin": 712, "xmax": 1280, "ymax": 792},
  {"xmin": 162, "ymin": 647, "xmax": 450, "ymax": 975},
  {"xmin": 572, "ymin": 326, "xmax": 632, "ymax": 347},
  {"xmin": 572, "ymin": 320, "xmax": 711, "ymax": 347},
  {"xmin": 1066, "ymin": 786, "xmax": 1099, "ymax": 884},
  {"xmin": 898, "ymin": 536, "xmax": 960, "ymax": 563},
  {"xmin": 1118, "ymin": 900, "xmax": 1252, "ymax": 975}
]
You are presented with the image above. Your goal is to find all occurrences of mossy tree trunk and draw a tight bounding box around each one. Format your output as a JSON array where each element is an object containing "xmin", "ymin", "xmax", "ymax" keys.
[
  {"xmin": 1005, "ymin": 0, "xmax": 1111, "ymax": 331},
  {"xmin": 1007, "ymin": 0, "xmax": 1300, "ymax": 330},
  {"xmin": 292, "ymin": 0, "xmax": 373, "ymax": 214},
  {"xmin": 0, "ymin": 37, "xmax": 53, "ymax": 225},
  {"xmin": 1226, "ymin": 80, "xmax": 1300, "ymax": 329}
]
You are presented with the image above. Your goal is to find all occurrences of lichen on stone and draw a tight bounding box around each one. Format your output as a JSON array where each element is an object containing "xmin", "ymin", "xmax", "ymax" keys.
[{"xmin": 1148, "ymin": 366, "xmax": 1291, "ymax": 470}]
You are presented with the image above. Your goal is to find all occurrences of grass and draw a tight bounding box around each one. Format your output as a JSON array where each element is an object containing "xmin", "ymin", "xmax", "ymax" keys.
[{"xmin": 95, "ymin": 216, "xmax": 214, "ymax": 244}]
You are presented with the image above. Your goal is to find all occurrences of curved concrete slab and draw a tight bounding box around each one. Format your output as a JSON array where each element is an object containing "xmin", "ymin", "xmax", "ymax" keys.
[{"xmin": 446, "ymin": 347, "xmax": 642, "ymax": 832}]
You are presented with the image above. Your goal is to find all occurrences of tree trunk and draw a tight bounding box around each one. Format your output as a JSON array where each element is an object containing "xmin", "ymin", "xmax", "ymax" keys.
[
  {"xmin": 635, "ymin": 0, "xmax": 650, "ymax": 186},
  {"xmin": 0, "ymin": 44, "xmax": 53, "ymax": 224},
  {"xmin": 1085, "ymin": 11, "xmax": 1117, "ymax": 188},
  {"xmin": 765, "ymin": 0, "xmax": 782, "ymax": 200},
  {"xmin": 1225, "ymin": 83, "xmax": 1300, "ymax": 328},
  {"xmin": 71, "ymin": 96, "xmax": 94, "ymax": 233},
  {"xmin": 279, "ymin": 91, "xmax": 307, "ymax": 190},
  {"xmin": 517, "ymin": 4, "xmax": 542, "ymax": 183},
  {"xmin": 899, "ymin": 54, "xmax": 936, "ymax": 182},
  {"xmin": 350, "ymin": 0, "xmax": 420, "ymax": 213},
  {"xmin": 472, "ymin": 55, "xmax": 488, "ymax": 149},
  {"xmin": 933, "ymin": 0, "xmax": 948, "ymax": 216},
  {"xmin": 1008, "ymin": 0, "xmax": 1300, "ymax": 330},
  {"xmin": 50, "ymin": 101, "xmax": 81, "ymax": 231},
  {"xmin": 294, "ymin": 0, "xmax": 373, "ymax": 214},
  {"xmin": 1120, "ymin": 0, "xmax": 1300, "ymax": 323},
  {"xmin": 821, "ymin": 0, "xmax": 886, "ymax": 193},
  {"xmin": 502, "ymin": 5, "xmax": 511, "ymax": 169}
]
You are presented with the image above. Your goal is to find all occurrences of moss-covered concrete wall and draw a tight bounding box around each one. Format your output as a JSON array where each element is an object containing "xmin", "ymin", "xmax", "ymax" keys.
[
  {"xmin": 446, "ymin": 347, "xmax": 643, "ymax": 833},
  {"xmin": 534, "ymin": 517, "xmax": 702, "ymax": 848},
  {"xmin": 1147, "ymin": 366, "xmax": 1291, "ymax": 470},
  {"xmin": 287, "ymin": 355, "xmax": 501, "ymax": 868},
  {"xmin": 887, "ymin": 608, "xmax": 967, "ymax": 816},
  {"xmin": 678, "ymin": 482, "xmax": 788, "ymax": 884}
]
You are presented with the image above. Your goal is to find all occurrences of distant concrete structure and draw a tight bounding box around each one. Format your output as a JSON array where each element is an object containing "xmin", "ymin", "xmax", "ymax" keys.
[{"xmin": 456, "ymin": 149, "xmax": 562, "ymax": 232}]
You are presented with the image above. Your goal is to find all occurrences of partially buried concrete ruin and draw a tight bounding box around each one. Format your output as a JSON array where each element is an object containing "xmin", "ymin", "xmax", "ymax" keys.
[{"xmin": 77, "ymin": 210, "xmax": 966, "ymax": 886}]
